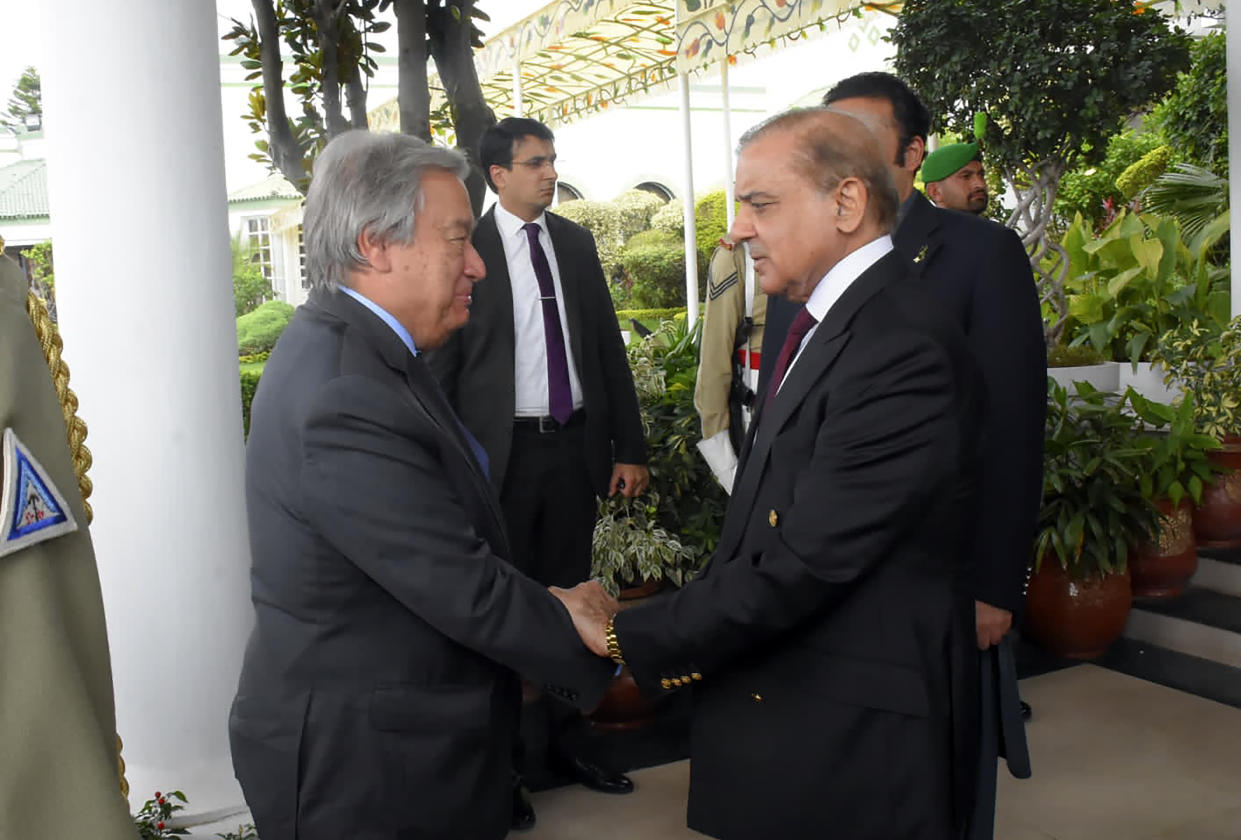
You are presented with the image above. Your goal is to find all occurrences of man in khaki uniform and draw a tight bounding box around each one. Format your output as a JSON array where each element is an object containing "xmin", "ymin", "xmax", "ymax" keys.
[
  {"xmin": 0, "ymin": 254, "xmax": 138, "ymax": 839},
  {"xmin": 694, "ymin": 237, "xmax": 765, "ymax": 491}
]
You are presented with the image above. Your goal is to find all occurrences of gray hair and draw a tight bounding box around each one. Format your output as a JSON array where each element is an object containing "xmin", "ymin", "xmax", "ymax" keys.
[
  {"xmin": 303, "ymin": 130, "xmax": 471, "ymax": 291},
  {"xmin": 738, "ymin": 107, "xmax": 899, "ymax": 232}
]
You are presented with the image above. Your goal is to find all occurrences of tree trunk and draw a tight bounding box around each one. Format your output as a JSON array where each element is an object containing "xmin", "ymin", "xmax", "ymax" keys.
[
  {"xmin": 1007, "ymin": 158, "xmax": 1068, "ymax": 347},
  {"xmin": 315, "ymin": 0, "xmax": 349, "ymax": 138},
  {"xmin": 393, "ymin": 0, "xmax": 432, "ymax": 142},
  {"xmin": 250, "ymin": 0, "xmax": 307, "ymax": 188},
  {"xmin": 429, "ymin": 0, "xmax": 496, "ymax": 215},
  {"xmin": 344, "ymin": 64, "xmax": 369, "ymax": 129}
]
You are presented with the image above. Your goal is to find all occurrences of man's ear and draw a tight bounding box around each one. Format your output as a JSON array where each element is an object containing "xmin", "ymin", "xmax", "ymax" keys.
[
  {"xmin": 489, "ymin": 164, "xmax": 509, "ymax": 192},
  {"xmin": 356, "ymin": 228, "xmax": 391, "ymax": 273},
  {"xmin": 834, "ymin": 177, "xmax": 867, "ymax": 234},
  {"xmin": 900, "ymin": 135, "xmax": 926, "ymax": 176},
  {"xmin": 925, "ymin": 181, "xmax": 942, "ymax": 205}
]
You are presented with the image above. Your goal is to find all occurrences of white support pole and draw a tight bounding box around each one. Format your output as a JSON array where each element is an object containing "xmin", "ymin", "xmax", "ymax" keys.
[
  {"xmin": 720, "ymin": 59, "xmax": 735, "ymax": 230},
  {"xmin": 40, "ymin": 0, "xmax": 252, "ymax": 821},
  {"xmin": 1227, "ymin": 8, "xmax": 1241, "ymax": 318},
  {"xmin": 512, "ymin": 54, "xmax": 524, "ymax": 117},
  {"xmin": 679, "ymin": 71, "xmax": 700, "ymax": 326}
]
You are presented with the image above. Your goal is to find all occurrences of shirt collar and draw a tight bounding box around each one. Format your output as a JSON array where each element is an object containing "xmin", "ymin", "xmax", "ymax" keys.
[
  {"xmin": 494, "ymin": 201, "xmax": 547, "ymax": 239},
  {"xmin": 804, "ymin": 234, "xmax": 894, "ymax": 323},
  {"xmin": 339, "ymin": 286, "xmax": 418, "ymax": 358}
]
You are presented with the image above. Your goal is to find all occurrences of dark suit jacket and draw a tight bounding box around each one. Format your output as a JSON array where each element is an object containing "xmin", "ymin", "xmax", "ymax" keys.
[
  {"xmin": 426, "ymin": 207, "xmax": 646, "ymax": 495},
  {"xmin": 229, "ymin": 289, "xmax": 613, "ymax": 840},
  {"xmin": 616, "ymin": 252, "xmax": 984, "ymax": 839},
  {"xmin": 762, "ymin": 193, "xmax": 1046, "ymax": 611}
]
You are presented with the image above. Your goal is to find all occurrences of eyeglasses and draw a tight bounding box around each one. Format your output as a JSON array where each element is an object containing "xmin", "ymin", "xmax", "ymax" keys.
[{"xmin": 511, "ymin": 155, "xmax": 557, "ymax": 171}]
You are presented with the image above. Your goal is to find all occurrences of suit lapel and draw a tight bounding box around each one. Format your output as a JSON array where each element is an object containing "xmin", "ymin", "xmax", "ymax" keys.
[
  {"xmin": 715, "ymin": 252, "xmax": 905, "ymax": 559},
  {"xmin": 545, "ymin": 213, "xmax": 586, "ymax": 369},
  {"xmin": 895, "ymin": 192, "xmax": 943, "ymax": 277},
  {"xmin": 310, "ymin": 289, "xmax": 509, "ymax": 545}
]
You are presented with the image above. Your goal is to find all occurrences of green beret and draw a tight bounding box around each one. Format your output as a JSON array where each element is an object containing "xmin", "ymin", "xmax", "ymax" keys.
[{"xmin": 920, "ymin": 142, "xmax": 981, "ymax": 184}]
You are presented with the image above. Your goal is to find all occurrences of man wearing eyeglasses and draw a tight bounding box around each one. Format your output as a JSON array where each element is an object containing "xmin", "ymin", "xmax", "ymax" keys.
[{"xmin": 427, "ymin": 116, "xmax": 648, "ymax": 830}]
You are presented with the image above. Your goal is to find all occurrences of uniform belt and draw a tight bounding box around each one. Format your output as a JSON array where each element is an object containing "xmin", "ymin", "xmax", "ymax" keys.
[{"xmin": 512, "ymin": 409, "xmax": 586, "ymax": 434}]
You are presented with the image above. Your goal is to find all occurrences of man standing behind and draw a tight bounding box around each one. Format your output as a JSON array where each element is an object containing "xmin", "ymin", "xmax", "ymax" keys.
[
  {"xmin": 427, "ymin": 117, "xmax": 647, "ymax": 820},
  {"xmin": 579, "ymin": 107, "xmax": 985, "ymax": 839},
  {"xmin": 761, "ymin": 72, "xmax": 1045, "ymax": 840},
  {"xmin": 230, "ymin": 131, "xmax": 616, "ymax": 840},
  {"xmin": 922, "ymin": 141, "xmax": 989, "ymax": 214}
]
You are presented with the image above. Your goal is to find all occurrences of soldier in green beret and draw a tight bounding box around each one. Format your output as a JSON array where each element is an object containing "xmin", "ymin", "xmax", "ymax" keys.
[{"xmin": 921, "ymin": 141, "xmax": 989, "ymax": 215}]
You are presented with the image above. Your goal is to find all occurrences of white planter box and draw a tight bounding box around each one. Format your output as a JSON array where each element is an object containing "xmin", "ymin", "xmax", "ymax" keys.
[
  {"xmin": 1118, "ymin": 361, "xmax": 1183, "ymax": 405},
  {"xmin": 1047, "ymin": 361, "xmax": 1121, "ymax": 393}
]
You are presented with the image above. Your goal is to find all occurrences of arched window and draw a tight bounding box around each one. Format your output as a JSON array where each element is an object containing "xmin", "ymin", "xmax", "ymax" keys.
[
  {"xmin": 634, "ymin": 181, "xmax": 674, "ymax": 201},
  {"xmin": 557, "ymin": 182, "xmax": 584, "ymax": 203}
]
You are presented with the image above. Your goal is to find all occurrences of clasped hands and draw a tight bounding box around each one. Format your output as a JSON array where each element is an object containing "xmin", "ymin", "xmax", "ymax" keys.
[{"xmin": 549, "ymin": 580, "xmax": 615, "ymax": 657}]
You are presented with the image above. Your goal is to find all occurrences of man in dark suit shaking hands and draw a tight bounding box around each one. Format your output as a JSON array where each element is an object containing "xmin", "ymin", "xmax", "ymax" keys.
[
  {"xmin": 427, "ymin": 117, "xmax": 648, "ymax": 823},
  {"xmin": 579, "ymin": 108, "xmax": 985, "ymax": 839},
  {"xmin": 229, "ymin": 131, "xmax": 617, "ymax": 840}
]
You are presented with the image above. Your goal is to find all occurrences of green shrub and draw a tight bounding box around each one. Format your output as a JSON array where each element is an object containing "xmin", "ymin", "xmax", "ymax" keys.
[
  {"xmin": 644, "ymin": 190, "xmax": 732, "ymax": 262},
  {"xmin": 1054, "ymin": 129, "xmax": 1166, "ymax": 229},
  {"xmin": 613, "ymin": 190, "xmax": 667, "ymax": 241},
  {"xmin": 1116, "ymin": 145, "xmax": 1173, "ymax": 199},
  {"xmin": 1150, "ymin": 31, "xmax": 1229, "ymax": 177},
  {"xmin": 240, "ymin": 367, "xmax": 263, "ymax": 438},
  {"xmin": 1047, "ymin": 343, "xmax": 1105, "ymax": 368},
  {"xmin": 649, "ymin": 200, "xmax": 684, "ymax": 236},
  {"xmin": 237, "ymin": 300, "xmax": 294, "ymax": 356},
  {"xmin": 620, "ymin": 230, "xmax": 688, "ymax": 310},
  {"xmin": 555, "ymin": 199, "xmax": 625, "ymax": 279}
]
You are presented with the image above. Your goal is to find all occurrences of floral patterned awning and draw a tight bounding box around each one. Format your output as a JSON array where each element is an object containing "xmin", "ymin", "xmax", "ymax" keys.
[{"xmin": 470, "ymin": 0, "xmax": 901, "ymax": 128}]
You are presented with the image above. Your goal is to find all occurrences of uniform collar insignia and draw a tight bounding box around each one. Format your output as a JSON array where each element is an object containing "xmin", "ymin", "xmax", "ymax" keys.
[
  {"xmin": 913, "ymin": 244, "xmax": 929, "ymax": 264},
  {"xmin": 0, "ymin": 427, "xmax": 79, "ymax": 560}
]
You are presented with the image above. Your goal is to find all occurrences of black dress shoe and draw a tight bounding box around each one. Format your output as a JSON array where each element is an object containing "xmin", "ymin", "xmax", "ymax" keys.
[
  {"xmin": 511, "ymin": 779, "xmax": 536, "ymax": 831},
  {"xmin": 551, "ymin": 754, "xmax": 634, "ymax": 794},
  {"xmin": 1020, "ymin": 699, "xmax": 1033, "ymax": 721}
]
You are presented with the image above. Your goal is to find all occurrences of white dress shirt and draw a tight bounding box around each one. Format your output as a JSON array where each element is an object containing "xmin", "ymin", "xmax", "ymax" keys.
[
  {"xmin": 493, "ymin": 202, "xmax": 585, "ymax": 416},
  {"xmin": 780, "ymin": 234, "xmax": 895, "ymax": 389}
]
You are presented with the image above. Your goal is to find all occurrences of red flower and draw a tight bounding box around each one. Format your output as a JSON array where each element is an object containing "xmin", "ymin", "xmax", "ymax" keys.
[
  {"xmin": 154, "ymin": 792, "xmax": 162, "ymax": 798},
  {"xmin": 157, "ymin": 822, "xmax": 165, "ymax": 830}
]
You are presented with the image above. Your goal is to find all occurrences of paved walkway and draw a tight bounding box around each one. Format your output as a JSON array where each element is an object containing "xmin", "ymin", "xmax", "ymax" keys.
[{"xmin": 512, "ymin": 665, "xmax": 1241, "ymax": 840}]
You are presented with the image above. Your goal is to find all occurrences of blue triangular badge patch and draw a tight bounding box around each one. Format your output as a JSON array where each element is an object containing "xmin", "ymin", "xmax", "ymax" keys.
[{"xmin": 0, "ymin": 427, "xmax": 79, "ymax": 559}]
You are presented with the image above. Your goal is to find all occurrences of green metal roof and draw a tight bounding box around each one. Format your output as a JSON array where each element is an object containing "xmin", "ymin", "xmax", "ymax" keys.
[{"xmin": 0, "ymin": 159, "xmax": 48, "ymax": 220}]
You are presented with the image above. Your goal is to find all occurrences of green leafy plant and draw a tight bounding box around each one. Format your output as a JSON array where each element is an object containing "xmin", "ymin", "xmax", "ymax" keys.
[
  {"xmin": 1035, "ymin": 382, "xmax": 1161, "ymax": 576},
  {"xmin": 1152, "ymin": 315, "xmax": 1241, "ymax": 441},
  {"xmin": 1128, "ymin": 389, "xmax": 1222, "ymax": 508},
  {"xmin": 1142, "ymin": 164, "xmax": 1229, "ymax": 242},
  {"xmin": 233, "ymin": 232, "xmax": 273, "ymax": 317},
  {"xmin": 1046, "ymin": 343, "xmax": 1104, "ymax": 368},
  {"xmin": 216, "ymin": 823, "xmax": 259, "ymax": 840},
  {"xmin": 555, "ymin": 199, "xmax": 625, "ymax": 280},
  {"xmin": 1150, "ymin": 29, "xmax": 1229, "ymax": 177},
  {"xmin": 591, "ymin": 492, "xmax": 699, "ymax": 597},
  {"xmin": 1055, "ymin": 129, "xmax": 1165, "ymax": 230},
  {"xmin": 592, "ymin": 318, "xmax": 727, "ymax": 591},
  {"xmin": 1115, "ymin": 145, "xmax": 1174, "ymax": 200},
  {"xmin": 1061, "ymin": 209, "xmax": 1230, "ymax": 362},
  {"xmin": 134, "ymin": 790, "xmax": 190, "ymax": 839}
]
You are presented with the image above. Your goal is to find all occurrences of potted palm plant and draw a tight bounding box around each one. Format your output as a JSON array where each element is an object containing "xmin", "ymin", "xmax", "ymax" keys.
[
  {"xmin": 1026, "ymin": 382, "xmax": 1161, "ymax": 659},
  {"xmin": 1153, "ymin": 315, "xmax": 1241, "ymax": 547},
  {"xmin": 1127, "ymin": 389, "xmax": 1222, "ymax": 598}
]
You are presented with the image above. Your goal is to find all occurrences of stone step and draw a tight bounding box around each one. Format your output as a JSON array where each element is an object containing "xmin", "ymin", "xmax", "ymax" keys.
[
  {"xmin": 1096, "ymin": 636, "xmax": 1241, "ymax": 711},
  {"xmin": 1124, "ymin": 586, "xmax": 1241, "ymax": 670}
]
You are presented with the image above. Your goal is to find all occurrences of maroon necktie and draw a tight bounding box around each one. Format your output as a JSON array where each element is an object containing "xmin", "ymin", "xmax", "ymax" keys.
[
  {"xmin": 522, "ymin": 222, "xmax": 574, "ymax": 425},
  {"xmin": 767, "ymin": 307, "xmax": 819, "ymax": 402}
]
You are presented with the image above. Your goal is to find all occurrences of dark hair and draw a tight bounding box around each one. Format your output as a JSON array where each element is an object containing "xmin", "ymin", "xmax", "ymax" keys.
[
  {"xmin": 738, "ymin": 108, "xmax": 899, "ymax": 232},
  {"xmin": 823, "ymin": 72, "xmax": 930, "ymax": 168},
  {"xmin": 479, "ymin": 117, "xmax": 556, "ymax": 192}
]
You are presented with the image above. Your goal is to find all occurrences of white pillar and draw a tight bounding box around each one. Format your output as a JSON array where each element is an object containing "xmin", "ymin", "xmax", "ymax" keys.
[
  {"xmin": 679, "ymin": 71, "xmax": 699, "ymax": 326},
  {"xmin": 40, "ymin": 0, "xmax": 251, "ymax": 821},
  {"xmin": 720, "ymin": 59, "xmax": 735, "ymax": 230},
  {"xmin": 1227, "ymin": 10, "xmax": 1241, "ymax": 318}
]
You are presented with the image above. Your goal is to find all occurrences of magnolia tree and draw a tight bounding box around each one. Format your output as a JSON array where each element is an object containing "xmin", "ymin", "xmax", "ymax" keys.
[
  {"xmin": 892, "ymin": 0, "xmax": 1190, "ymax": 343},
  {"xmin": 224, "ymin": 0, "xmax": 495, "ymax": 211}
]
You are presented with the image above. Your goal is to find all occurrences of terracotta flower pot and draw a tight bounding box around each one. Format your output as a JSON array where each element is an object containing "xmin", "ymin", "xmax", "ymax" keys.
[
  {"xmin": 1193, "ymin": 437, "xmax": 1241, "ymax": 549},
  {"xmin": 1025, "ymin": 560, "xmax": 1132, "ymax": 660},
  {"xmin": 587, "ymin": 579, "xmax": 668, "ymax": 731},
  {"xmin": 1132, "ymin": 497, "xmax": 1197, "ymax": 599}
]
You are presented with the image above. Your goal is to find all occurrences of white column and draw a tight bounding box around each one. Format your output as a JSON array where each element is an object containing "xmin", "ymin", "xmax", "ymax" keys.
[
  {"xmin": 720, "ymin": 59, "xmax": 735, "ymax": 230},
  {"xmin": 1228, "ymin": 9, "xmax": 1241, "ymax": 318},
  {"xmin": 679, "ymin": 71, "xmax": 699, "ymax": 326},
  {"xmin": 40, "ymin": 0, "xmax": 251, "ymax": 821}
]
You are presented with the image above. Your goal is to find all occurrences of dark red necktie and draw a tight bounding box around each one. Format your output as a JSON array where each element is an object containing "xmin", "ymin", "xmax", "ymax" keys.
[
  {"xmin": 767, "ymin": 307, "xmax": 819, "ymax": 402},
  {"xmin": 522, "ymin": 222, "xmax": 573, "ymax": 425}
]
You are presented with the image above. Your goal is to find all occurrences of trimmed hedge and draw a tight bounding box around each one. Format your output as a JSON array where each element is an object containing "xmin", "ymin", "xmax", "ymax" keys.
[
  {"xmin": 620, "ymin": 230, "xmax": 688, "ymax": 309},
  {"xmin": 643, "ymin": 190, "xmax": 731, "ymax": 263},
  {"xmin": 240, "ymin": 367, "xmax": 263, "ymax": 437},
  {"xmin": 237, "ymin": 300, "xmax": 295, "ymax": 356}
]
